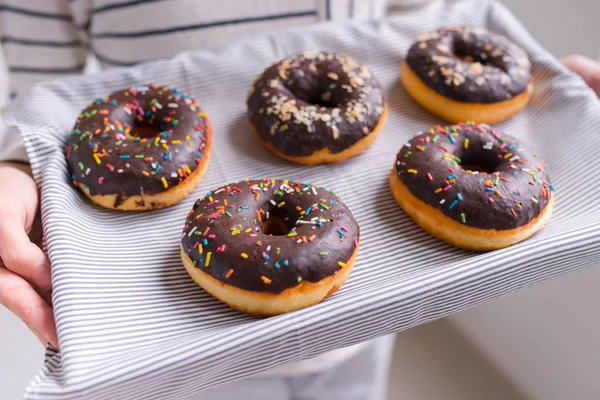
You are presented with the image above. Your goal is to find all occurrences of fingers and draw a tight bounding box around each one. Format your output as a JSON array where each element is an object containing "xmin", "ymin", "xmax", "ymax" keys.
[
  {"xmin": 0, "ymin": 218, "xmax": 52, "ymax": 293},
  {"xmin": 560, "ymin": 54, "xmax": 600, "ymax": 97},
  {"xmin": 0, "ymin": 267, "xmax": 58, "ymax": 347}
]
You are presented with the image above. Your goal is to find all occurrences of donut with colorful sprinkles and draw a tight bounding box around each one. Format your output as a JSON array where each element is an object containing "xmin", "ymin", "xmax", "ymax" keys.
[
  {"xmin": 390, "ymin": 122, "xmax": 554, "ymax": 251},
  {"xmin": 401, "ymin": 26, "xmax": 532, "ymax": 124},
  {"xmin": 65, "ymin": 84, "xmax": 211, "ymax": 210},
  {"xmin": 247, "ymin": 51, "xmax": 387, "ymax": 164},
  {"xmin": 180, "ymin": 178, "xmax": 359, "ymax": 316}
]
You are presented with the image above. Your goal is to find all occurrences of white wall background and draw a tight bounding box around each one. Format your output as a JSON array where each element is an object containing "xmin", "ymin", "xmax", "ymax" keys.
[
  {"xmin": 1, "ymin": 1, "xmax": 599, "ymax": 399},
  {"xmin": 446, "ymin": 2, "xmax": 600, "ymax": 400}
]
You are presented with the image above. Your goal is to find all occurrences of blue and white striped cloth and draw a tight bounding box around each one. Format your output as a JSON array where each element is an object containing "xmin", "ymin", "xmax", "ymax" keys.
[{"xmin": 4, "ymin": 1, "xmax": 600, "ymax": 398}]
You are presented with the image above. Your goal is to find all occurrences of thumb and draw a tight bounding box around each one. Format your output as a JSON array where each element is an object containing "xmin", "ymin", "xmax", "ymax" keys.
[{"xmin": 561, "ymin": 54, "xmax": 600, "ymax": 97}]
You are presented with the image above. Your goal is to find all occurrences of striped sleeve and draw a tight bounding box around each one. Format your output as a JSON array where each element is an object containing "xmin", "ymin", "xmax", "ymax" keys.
[
  {"xmin": 84, "ymin": 0, "xmax": 387, "ymax": 69},
  {"xmin": 0, "ymin": 0, "xmax": 89, "ymax": 98},
  {"xmin": 0, "ymin": 0, "xmax": 90, "ymax": 162}
]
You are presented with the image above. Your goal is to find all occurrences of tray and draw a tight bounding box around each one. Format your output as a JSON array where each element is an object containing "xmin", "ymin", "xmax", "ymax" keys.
[{"xmin": 5, "ymin": 1, "xmax": 600, "ymax": 399}]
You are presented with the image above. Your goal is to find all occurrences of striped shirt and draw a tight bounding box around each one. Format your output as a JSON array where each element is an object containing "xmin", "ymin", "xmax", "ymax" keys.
[
  {"xmin": 0, "ymin": 0, "xmax": 394, "ymax": 162},
  {"xmin": 0, "ymin": 0, "xmax": 401, "ymax": 378}
]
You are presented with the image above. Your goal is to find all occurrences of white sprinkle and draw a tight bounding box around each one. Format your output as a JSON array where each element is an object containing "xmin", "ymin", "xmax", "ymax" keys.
[
  {"xmin": 168, "ymin": 103, "xmax": 178, "ymax": 108},
  {"xmin": 151, "ymin": 163, "xmax": 157, "ymax": 169},
  {"xmin": 180, "ymin": 232, "xmax": 186, "ymax": 239},
  {"xmin": 296, "ymin": 220, "xmax": 316, "ymax": 225},
  {"xmin": 404, "ymin": 143, "xmax": 412, "ymax": 148},
  {"xmin": 312, "ymin": 187, "xmax": 317, "ymax": 195},
  {"xmin": 123, "ymin": 107, "xmax": 132, "ymax": 115},
  {"xmin": 188, "ymin": 226, "xmax": 197, "ymax": 237},
  {"xmin": 509, "ymin": 156, "xmax": 520, "ymax": 162},
  {"xmin": 85, "ymin": 168, "xmax": 90, "ymax": 175},
  {"xmin": 510, "ymin": 165, "xmax": 517, "ymax": 169},
  {"xmin": 154, "ymin": 102, "xmax": 163, "ymax": 109},
  {"xmin": 302, "ymin": 187, "xmax": 309, "ymax": 191},
  {"xmin": 160, "ymin": 139, "xmax": 167, "ymax": 144},
  {"xmin": 266, "ymin": 211, "xmax": 270, "ymax": 220},
  {"xmin": 319, "ymin": 218, "xmax": 327, "ymax": 223},
  {"xmin": 296, "ymin": 239, "xmax": 303, "ymax": 244},
  {"xmin": 531, "ymin": 197, "xmax": 539, "ymax": 203},
  {"xmin": 117, "ymin": 169, "xmax": 124, "ymax": 173},
  {"xmin": 171, "ymin": 172, "xmax": 178, "ymax": 178},
  {"xmin": 471, "ymin": 171, "xmax": 479, "ymax": 175},
  {"xmin": 440, "ymin": 199, "xmax": 446, "ymax": 204},
  {"xmin": 311, "ymin": 217, "xmax": 319, "ymax": 222},
  {"xmin": 266, "ymin": 245, "xmax": 271, "ymax": 251},
  {"xmin": 270, "ymin": 200, "xmax": 276, "ymax": 206},
  {"xmin": 522, "ymin": 168, "xmax": 531, "ymax": 172}
]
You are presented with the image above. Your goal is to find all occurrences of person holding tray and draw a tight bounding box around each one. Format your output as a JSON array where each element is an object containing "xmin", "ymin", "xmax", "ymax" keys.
[{"xmin": 0, "ymin": 1, "xmax": 598, "ymax": 399}]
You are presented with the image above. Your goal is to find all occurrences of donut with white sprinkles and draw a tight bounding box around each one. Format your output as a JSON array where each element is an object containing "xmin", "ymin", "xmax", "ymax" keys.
[
  {"xmin": 247, "ymin": 51, "xmax": 387, "ymax": 164},
  {"xmin": 401, "ymin": 26, "xmax": 533, "ymax": 124}
]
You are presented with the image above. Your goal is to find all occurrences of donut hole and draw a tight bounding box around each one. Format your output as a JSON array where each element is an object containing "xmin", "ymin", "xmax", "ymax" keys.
[
  {"xmin": 128, "ymin": 124, "xmax": 161, "ymax": 139},
  {"xmin": 283, "ymin": 74, "xmax": 342, "ymax": 108},
  {"xmin": 262, "ymin": 215, "xmax": 291, "ymax": 236},
  {"xmin": 452, "ymin": 39, "xmax": 506, "ymax": 72},
  {"xmin": 458, "ymin": 153, "xmax": 502, "ymax": 174},
  {"xmin": 453, "ymin": 48, "xmax": 491, "ymax": 66},
  {"xmin": 292, "ymin": 88, "xmax": 337, "ymax": 108}
]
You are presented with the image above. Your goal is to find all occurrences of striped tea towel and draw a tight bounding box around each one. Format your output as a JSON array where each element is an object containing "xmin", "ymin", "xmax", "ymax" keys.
[{"xmin": 4, "ymin": 1, "xmax": 600, "ymax": 398}]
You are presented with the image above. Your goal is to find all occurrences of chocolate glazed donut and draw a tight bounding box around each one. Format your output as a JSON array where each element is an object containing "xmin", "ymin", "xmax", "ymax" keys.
[
  {"xmin": 180, "ymin": 178, "xmax": 360, "ymax": 316},
  {"xmin": 66, "ymin": 84, "xmax": 211, "ymax": 210},
  {"xmin": 401, "ymin": 26, "xmax": 533, "ymax": 124},
  {"xmin": 390, "ymin": 122, "xmax": 554, "ymax": 251},
  {"xmin": 247, "ymin": 51, "xmax": 387, "ymax": 164}
]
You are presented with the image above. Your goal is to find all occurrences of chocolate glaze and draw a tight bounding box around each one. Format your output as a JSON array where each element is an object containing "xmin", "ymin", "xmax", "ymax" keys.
[
  {"xmin": 394, "ymin": 122, "xmax": 553, "ymax": 230},
  {"xmin": 247, "ymin": 51, "xmax": 386, "ymax": 157},
  {"xmin": 406, "ymin": 26, "xmax": 531, "ymax": 103},
  {"xmin": 66, "ymin": 84, "xmax": 210, "ymax": 199},
  {"xmin": 181, "ymin": 179, "xmax": 359, "ymax": 294}
]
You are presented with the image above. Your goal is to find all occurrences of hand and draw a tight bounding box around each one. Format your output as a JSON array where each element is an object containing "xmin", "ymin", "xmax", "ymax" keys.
[
  {"xmin": 560, "ymin": 54, "xmax": 600, "ymax": 97},
  {"xmin": 0, "ymin": 162, "xmax": 57, "ymax": 347}
]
